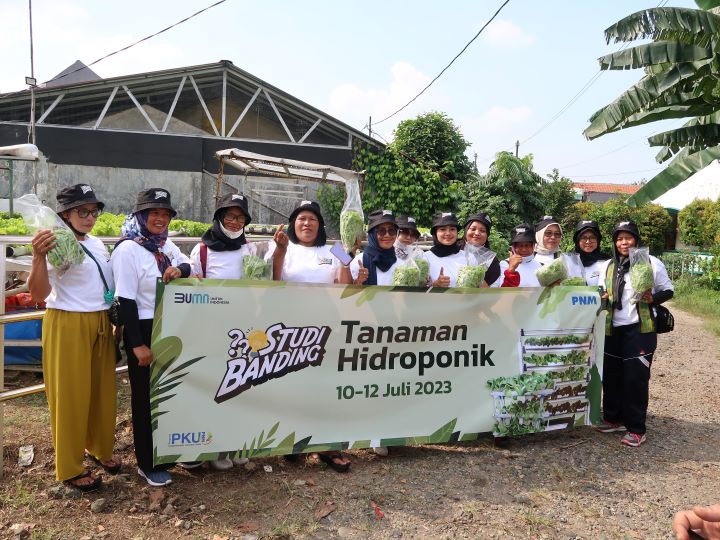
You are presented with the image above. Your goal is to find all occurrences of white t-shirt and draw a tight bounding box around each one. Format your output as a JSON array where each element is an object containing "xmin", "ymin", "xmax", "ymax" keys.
[
  {"xmin": 46, "ymin": 235, "xmax": 112, "ymax": 312},
  {"xmin": 496, "ymin": 256, "xmax": 542, "ymax": 287},
  {"xmin": 599, "ymin": 255, "xmax": 673, "ymax": 326},
  {"xmin": 268, "ymin": 242, "xmax": 340, "ymax": 284},
  {"xmin": 349, "ymin": 253, "xmax": 403, "ymax": 286},
  {"xmin": 423, "ymin": 250, "xmax": 466, "ymax": 288},
  {"xmin": 111, "ymin": 238, "xmax": 191, "ymax": 319},
  {"xmin": 189, "ymin": 242, "xmax": 256, "ymax": 279},
  {"xmin": 581, "ymin": 258, "xmax": 608, "ymax": 287}
]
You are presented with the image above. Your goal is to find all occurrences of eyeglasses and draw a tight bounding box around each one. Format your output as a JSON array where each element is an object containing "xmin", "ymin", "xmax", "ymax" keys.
[
  {"xmin": 72, "ymin": 208, "xmax": 102, "ymax": 218},
  {"xmin": 580, "ymin": 236, "xmax": 597, "ymax": 243},
  {"xmin": 223, "ymin": 214, "xmax": 246, "ymax": 224},
  {"xmin": 376, "ymin": 227, "xmax": 398, "ymax": 237},
  {"xmin": 398, "ymin": 229, "xmax": 418, "ymax": 237},
  {"xmin": 544, "ymin": 232, "xmax": 562, "ymax": 238}
]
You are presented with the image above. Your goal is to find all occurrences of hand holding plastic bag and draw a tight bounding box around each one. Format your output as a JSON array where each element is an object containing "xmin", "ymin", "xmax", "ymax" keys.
[
  {"xmin": 628, "ymin": 246, "xmax": 653, "ymax": 304},
  {"xmin": 339, "ymin": 177, "xmax": 364, "ymax": 251},
  {"xmin": 536, "ymin": 256, "xmax": 569, "ymax": 287},
  {"xmin": 457, "ymin": 245, "xmax": 496, "ymax": 288},
  {"xmin": 16, "ymin": 193, "xmax": 85, "ymax": 275}
]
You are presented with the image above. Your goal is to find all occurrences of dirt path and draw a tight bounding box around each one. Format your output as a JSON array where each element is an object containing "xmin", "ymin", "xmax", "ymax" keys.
[{"xmin": 1, "ymin": 305, "xmax": 718, "ymax": 539}]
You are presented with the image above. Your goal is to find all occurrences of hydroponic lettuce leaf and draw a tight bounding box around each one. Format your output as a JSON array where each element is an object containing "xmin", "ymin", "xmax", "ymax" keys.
[
  {"xmin": 524, "ymin": 334, "xmax": 590, "ymax": 346},
  {"xmin": 536, "ymin": 258, "xmax": 568, "ymax": 287},
  {"xmin": 242, "ymin": 255, "xmax": 272, "ymax": 280},
  {"xmin": 392, "ymin": 265, "xmax": 420, "ymax": 286},
  {"xmin": 340, "ymin": 210, "xmax": 364, "ymax": 251},
  {"xmin": 456, "ymin": 265, "xmax": 486, "ymax": 288}
]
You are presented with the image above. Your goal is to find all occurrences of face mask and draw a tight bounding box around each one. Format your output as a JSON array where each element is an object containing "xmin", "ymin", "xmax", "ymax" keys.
[
  {"xmin": 522, "ymin": 254, "xmax": 535, "ymax": 264},
  {"xmin": 220, "ymin": 222, "xmax": 244, "ymax": 239},
  {"xmin": 394, "ymin": 238, "xmax": 410, "ymax": 259}
]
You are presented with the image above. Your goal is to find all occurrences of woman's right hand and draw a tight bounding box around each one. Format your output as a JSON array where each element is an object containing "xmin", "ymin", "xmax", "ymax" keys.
[
  {"xmin": 273, "ymin": 224, "xmax": 288, "ymax": 253},
  {"xmin": 31, "ymin": 229, "xmax": 56, "ymax": 258},
  {"xmin": 433, "ymin": 267, "xmax": 450, "ymax": 288},
  {"xmin": 507, "ymin": 251, "xmax": 523, "ymax": 272},
  {"xmin": 133, "ymin": 345, "xmax": 153, "ymax": 367}
]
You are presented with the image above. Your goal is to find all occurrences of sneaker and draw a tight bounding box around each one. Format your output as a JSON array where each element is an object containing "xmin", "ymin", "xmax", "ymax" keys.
[
  {"xmin": 372, "ymin": 447, "xmax": 389, "ymax": 457},
  {"xmin": 594, "ymin": 421, "xmax": 627, "ymax": 433},
  {"xmin": 177, "ymin": 461, "xmax": 203, "ymax": 470},
  {"xmin": 137, "ymin": 468, "xmax": 172, "ymax": 486},
  {"xmin": 210, "ymin": 458, "xmax": 233, "ymax": 470},
  {"xmin": 232, "ymin": 456, "xmax": 249, "ymax": 466},
  {"xmin": 621, "ymin": 432, "xmax": 646, "ymax": 447}
]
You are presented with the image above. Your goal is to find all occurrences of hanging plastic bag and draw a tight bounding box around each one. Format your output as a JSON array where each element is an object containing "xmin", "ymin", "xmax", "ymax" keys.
[
  {"xmin": 628, "ymin": 246, "xmax": 653, "ymax": 304},
  {"xmin": 457, "ymin": 245, "xmax": 496, "ymax": 288},
  {"xmin": 561, "ymin": 252, "xmax": 586, "ymax": 284},
  {"xmin": 243, "ymin": 241, "xmax": 272, "ymax": 280},
  {"xmin": 392, "ymin": 256, "xmax": 421, "ymax": 286},
  {"xmin": 414, "ymin": 253, "xmax": 430, "ymax": 286},
  {"xmin": 339, "ymin": 176, "xmax": 365, "ymax": 251},
  {"xmin": 535, "ymin": 256, "xmax": 569, "ymax": 287},
  {"xmin": 15, "ymin": 193, "xmax": 85, "ymax": 276}
]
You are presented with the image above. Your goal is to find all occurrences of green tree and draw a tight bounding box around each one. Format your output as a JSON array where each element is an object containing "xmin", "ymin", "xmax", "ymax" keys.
[
  {"xmin": 542, "ymin": 169, "xmax": 578, "ymax": 228},
  {"xmin": 584, "ymin": 1, "xmax": 720, "ymax": 206},
  {"xmin": 457, "ymin": 151, "xmax": 545, "ymax": 237},
  {"xmin": 678, "ymin": 198, "xmax": 720, "ymax": 248}
]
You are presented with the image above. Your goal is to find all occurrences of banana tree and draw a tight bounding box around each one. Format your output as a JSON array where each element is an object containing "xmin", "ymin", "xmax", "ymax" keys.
[{"xmin": 584, "ymin": 1, "xmax": 720, "ymax": 206}]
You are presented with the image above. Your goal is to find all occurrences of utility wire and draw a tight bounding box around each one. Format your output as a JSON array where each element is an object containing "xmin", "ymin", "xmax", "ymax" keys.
[
  {"xmin": 2, "ymin": 0, "xmax": 228, "ymax": 97},
  {"xmin": 571, "ymin": 166, "xmax": 663, "ymax": 178},
  {"xmin": 370, "ymin": 0, "xmax": 511, "ymax": 128}
]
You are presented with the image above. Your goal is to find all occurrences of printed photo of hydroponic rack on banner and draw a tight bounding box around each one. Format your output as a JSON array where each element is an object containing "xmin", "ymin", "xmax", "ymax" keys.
[{"xmin": 486, "ymin": 327, "xmax": 596, "ymax": 437}]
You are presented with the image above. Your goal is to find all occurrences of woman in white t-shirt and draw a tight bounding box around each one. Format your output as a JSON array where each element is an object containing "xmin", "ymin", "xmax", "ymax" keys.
[
  {"xmin": 271, "ymin": 200, "xmax": 353, "ymax": 472},
  {"xmin": 350, "ymin": 209, "xmax": 402, "ymax": 286},
  {"xmin": 111, "ymin": 188, "xmax": 191, "ymax": 487},
  {"xmin": 423, "ymin": 212, "xmax": 465, "ymax": 287},
  {"xmin": 496, "ymin": 223, "xmax": 542, "ymax": 287},
  {"xmin": 571, "ymin": 220, "xmax": 609, "ymax": 285},
  {"xmin": 27, "ymin": 184, "xmax": 119, "ymax": 492}
]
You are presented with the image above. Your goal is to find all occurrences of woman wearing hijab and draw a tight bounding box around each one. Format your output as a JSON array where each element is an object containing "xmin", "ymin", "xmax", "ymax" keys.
[
  {"xmin": 28, "ymin": 184, "xmax": 119, "ymax": 492},
  {"xmin": 595, "ymin": 221, "xmax": 673, "ymax": 447},
  {"xmin": 350, "ymin": 209, "xmax": 401, "ymax": 286},
  {"xmin": 111, "ymin": 188, "xmax": 192, "ymax": 486},
  {"xmin": 423, "ymin": 212, "xmax": 465, "ymax": 287},
  {"xmin": 496, "ymin": 223, "xmax": 542, "ymax": 287},
  {"xmin": 460, "ymin": 212, "xmax": 502, "ymax": 287},
  {"xmin": 271, "ymin": 200, "xmax": 353, "ymax": 472},
  {"xmin": 188, "ymin": 192, "xmax": 253, "ymax": 471},
  {"xmin": 572, "ymin": 220, "xmax": 608, "ymax": 285},
  {"xmin": 533, "ymin": 215, "xmax": 564, "ymax": 266}
]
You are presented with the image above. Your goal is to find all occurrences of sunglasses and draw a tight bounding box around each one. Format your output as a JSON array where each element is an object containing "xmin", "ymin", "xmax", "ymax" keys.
[{"xmin": 376, "ymin": 227, "xmax": 398, "ymax": 237}]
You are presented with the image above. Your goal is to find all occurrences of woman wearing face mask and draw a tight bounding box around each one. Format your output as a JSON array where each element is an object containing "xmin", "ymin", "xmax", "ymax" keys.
[
  {"xmin": 533, "ymin": 215, "xmax": 563, "ymax": 266},
  {"xmin": 187, "ymin": 192, "xmax": 253, "ymax": 471},
  {"xmin": 595, "ymin": 221, "xmax": 673, "ymax": 448},
  {"xmin": 351, "ymin": 209, "xmax": 402, "ymax": 286},
  {"xmin": 495, "ymin": 223, "xmax": 542, "ymax": 287},
  {"xmin": 270, "ymin": 200, "xmax": 353, "ymax": 472},
  {"xmin": 423, "ymin": 212, "xmax": 465, "ymax": 288},
  {"xmin": 395, "ymin": 215, "xmax": 421, "ymax": 254},
  {"xmin": 572, "ymin": 220, "xmax": 608, "ymax": 285},
  {"xmin": 460, "ymin": 212, "xmax": 502, "ymax": 287},
  {"xmin": 111, "ymin": 188, "xmax": 192, "ymax": 486},
  {"xmin": 27, "ymin": 184, "xmax": 119, "ymax": 492}
]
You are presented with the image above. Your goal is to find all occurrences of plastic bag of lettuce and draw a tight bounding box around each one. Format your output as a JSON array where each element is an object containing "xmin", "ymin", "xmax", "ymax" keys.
[
  {"xmin": 15, "ymin": 193, "xmax": 85, "ymax": 276},
  {"xmin": 339, "ymin": 176, "xmax": 365, "ymax": 252},
  {"xmin": 536, "ymin": 256, "xmax": 568, "ymax": 287},
  {"xmin": 629, "ymin": 246, "xmax": 653, "ymax": 304},
  {"xmin": 457, "ymin": 245, "xmax": 496, "ymax": 288}
]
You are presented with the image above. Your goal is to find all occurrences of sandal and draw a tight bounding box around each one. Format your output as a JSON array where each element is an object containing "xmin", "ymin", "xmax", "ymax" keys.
[
  {"xmin": 87, "ymin": 453, "xmax": 122, "ymax": 474},
  {"xmin": 64, "ymin": 470, "xmax": 101, "ymax": 492},
  {"xmin": 317, "ymin": 452, "xmax": 351, "ymax": 473}
]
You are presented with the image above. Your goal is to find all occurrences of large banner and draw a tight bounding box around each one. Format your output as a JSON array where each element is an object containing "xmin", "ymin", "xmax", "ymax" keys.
[{"xmin": 150, "ymin": 280, "xmax": 605, "ymax": 465}]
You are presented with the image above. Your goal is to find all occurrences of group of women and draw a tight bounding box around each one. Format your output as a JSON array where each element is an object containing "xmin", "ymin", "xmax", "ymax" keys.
[{"xmin": 27, "ymin": 185, "xmax": 674, "ymax": 491}]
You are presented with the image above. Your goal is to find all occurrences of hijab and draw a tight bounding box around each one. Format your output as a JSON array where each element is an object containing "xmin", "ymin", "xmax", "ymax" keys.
[
  {"xmin": 535, "ymin": 220, "xmax": 561, "ymax": 257},
  {"xmin": 573, "ymin": 225, "xmax": 604, "ymax": 267},
  {"xmin": 430, "ymin": 229, "xmax": 461, "ymax": 257},
  {"xmin": 202, "ymin": 209, "xmax": 248, "ymax": 251},
  {"xmin": 362, "ymin": 227, "xmax": 398, "ymax": 285},
  {"xmin": 119, "ymin": 210, "xmax": 171, "ymax": 274}
]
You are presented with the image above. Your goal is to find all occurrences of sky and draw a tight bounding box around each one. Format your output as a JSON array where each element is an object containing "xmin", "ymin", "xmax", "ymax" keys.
[{"xmin": 0, "ymin": 0, "xmax": 699, "ymax": 184}]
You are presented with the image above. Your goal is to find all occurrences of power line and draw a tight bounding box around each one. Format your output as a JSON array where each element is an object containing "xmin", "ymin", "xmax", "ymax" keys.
[
  {"xmin": 371, "ymin": 0, "xmax": 511, "ymax": 127},
  {"xmin": 571, "ymin": 166, "xmax": 663, "ymax": 178},
  {"xmin": 3, "ymin": 0, "xmax": 228, "ymax": 98},
  {"xmin": 556, "ymin": 130, "xmax": 663, "ymax": 170}
]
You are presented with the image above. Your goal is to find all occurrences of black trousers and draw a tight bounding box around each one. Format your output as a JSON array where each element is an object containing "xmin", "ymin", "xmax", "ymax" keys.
[
  {"xmin": 602, "ymin": 323, "xmax": 657, "ymax": 435},
  {"xmin": 124, "ymin": 319, "xmax": 172, "ymax": 473}
]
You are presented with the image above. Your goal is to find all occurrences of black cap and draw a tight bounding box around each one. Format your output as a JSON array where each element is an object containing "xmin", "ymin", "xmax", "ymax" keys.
[
  {"xmin": 573, "ymin": 219, "xmax": 601, "ymax": 244},
  {"xmin": 535, "ymin": 215, "xmax": 559, "ymax": 232},
  {"xmin": 511, "ymin": 223, "xmax": 535, "ymax": 244},
  {"xmin": 56, "ymin": 184, "xmax": 105, "ymax": 213},
  {"xmin": 367, "ymin": 209, "xmax": 397, "ymax": 231},
  {"xmin": 396, "ymin": 215, "xmax": 419, "ymax": 235},
  {"xmin": 431, "ymin": 211, "xmax": 459, "ymax": 231},
  {"xmin": 133, "ymin": 188, "xmax": 177, "ymax": 217},
  {"xmin": 289, "ymin": 200, "xmax": 323, "ymax": 223},
  {"xmin": 612, "ymin": 220, "xmax": 640, "ymax": 241},
  {"xmin": 463, "ymin": 212, "xmax": 492, "ymax": 233},
  {"xmin": 214, "ymin": 192, "xmax": 251, "ymax": 225}
]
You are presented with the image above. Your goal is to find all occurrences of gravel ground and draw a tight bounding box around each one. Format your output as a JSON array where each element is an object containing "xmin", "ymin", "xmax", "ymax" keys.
[{"xmin": 0, "ymin": 304, "xmax": 717, "ymax": 539}]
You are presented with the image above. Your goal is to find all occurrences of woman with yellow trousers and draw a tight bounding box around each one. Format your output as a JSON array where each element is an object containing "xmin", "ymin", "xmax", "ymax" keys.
[{"xmin": 28, "ymin": 184, "xmax": 119, "ymax": 491}]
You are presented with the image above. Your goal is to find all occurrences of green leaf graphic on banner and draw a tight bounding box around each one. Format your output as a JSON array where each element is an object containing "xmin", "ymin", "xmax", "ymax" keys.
[
  {"xmin": 587, "ymin": 364, "xmax": 602, "ymax": 424},
  {"xmin": 351, "ymin": 440, "xmax": 372, "ymax": 449},
  {"xmin": 459, "ymin": 432, "xmax": 481, "ymax": 442},
  {"xmin": 427, "ymin": 418, "xmax": 457, "ymax": 443},
  {"xmin": 292, "ymin": 436, "xmax": 312, "ymax": 454},
  {"xmin": 240, "ymin": 422, "xmax": 280, "ymax": 458},
  {"xmin": 149, "ymin": 336, "xmax": 183, "ymax": 383},
  {"xmin": 340, "ymin": 285, "xmax": 365, "ymax": 299},
  {"xmin": 270, "ymin": 431, "xmax": 296, "ymax": 456},
  {"xmin": 355, "ymin": 287, "xmax": 380, "ymax": 306}
]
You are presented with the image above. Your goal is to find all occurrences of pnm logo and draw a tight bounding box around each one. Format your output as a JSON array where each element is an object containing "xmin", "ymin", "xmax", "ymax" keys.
[
  {"xmin": 215, "ymin": 323, "xmax": 331, "ymax": 403},
  {"xmin": 571, "ymin": 295, "xmax": 598, "ymax": 305},
  {"xmin": 168, "ymin": 431, "xmax": 213, "ymax": 447}
]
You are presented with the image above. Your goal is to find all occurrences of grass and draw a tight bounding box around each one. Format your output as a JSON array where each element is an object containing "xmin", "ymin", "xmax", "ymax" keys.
[{"xmin": 671, "ymin": 277, "xmax": 720, "ymax": 337}]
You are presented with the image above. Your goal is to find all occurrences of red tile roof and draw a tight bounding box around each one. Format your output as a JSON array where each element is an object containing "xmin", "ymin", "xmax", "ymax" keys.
[{"xmin": 573, "ymin": 182, "xmax": 640, "ymax": 195}]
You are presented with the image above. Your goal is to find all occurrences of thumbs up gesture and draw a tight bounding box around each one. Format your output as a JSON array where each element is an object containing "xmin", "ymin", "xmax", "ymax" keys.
[
  {"xmin": 433, "ymin": 266, "xmax": 451, "ymax": 288},
  {"xmin": 355, "ymin": 259, "xmax": 369, "ymax": 285},
  {"xmin": 273, "ymin": 223, "xmax": 288, "ymax": 252}
]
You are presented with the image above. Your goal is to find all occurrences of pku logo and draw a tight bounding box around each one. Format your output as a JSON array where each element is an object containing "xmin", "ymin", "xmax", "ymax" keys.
[
  {"xmin": 168, "ymin": 431, "xmax": 213, "ymax": 446},
  {"xmin": 215, "ymin": 323, "xmax": 331, "ymax": 403},
  {"xmin": 571, "ymin": 295, "xmax": 598, "ymax": 306}
]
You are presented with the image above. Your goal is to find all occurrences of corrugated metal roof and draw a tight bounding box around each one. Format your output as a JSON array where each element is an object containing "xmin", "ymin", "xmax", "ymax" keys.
[{"xmin": 573, "ymin": 182, "xmax": 640, "ymax": 195}]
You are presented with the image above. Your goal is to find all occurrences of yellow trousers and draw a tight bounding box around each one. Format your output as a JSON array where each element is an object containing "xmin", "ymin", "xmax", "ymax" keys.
[{"xmin": 42, "ymin": 309, "xmax": 117, "ymax": 481}]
